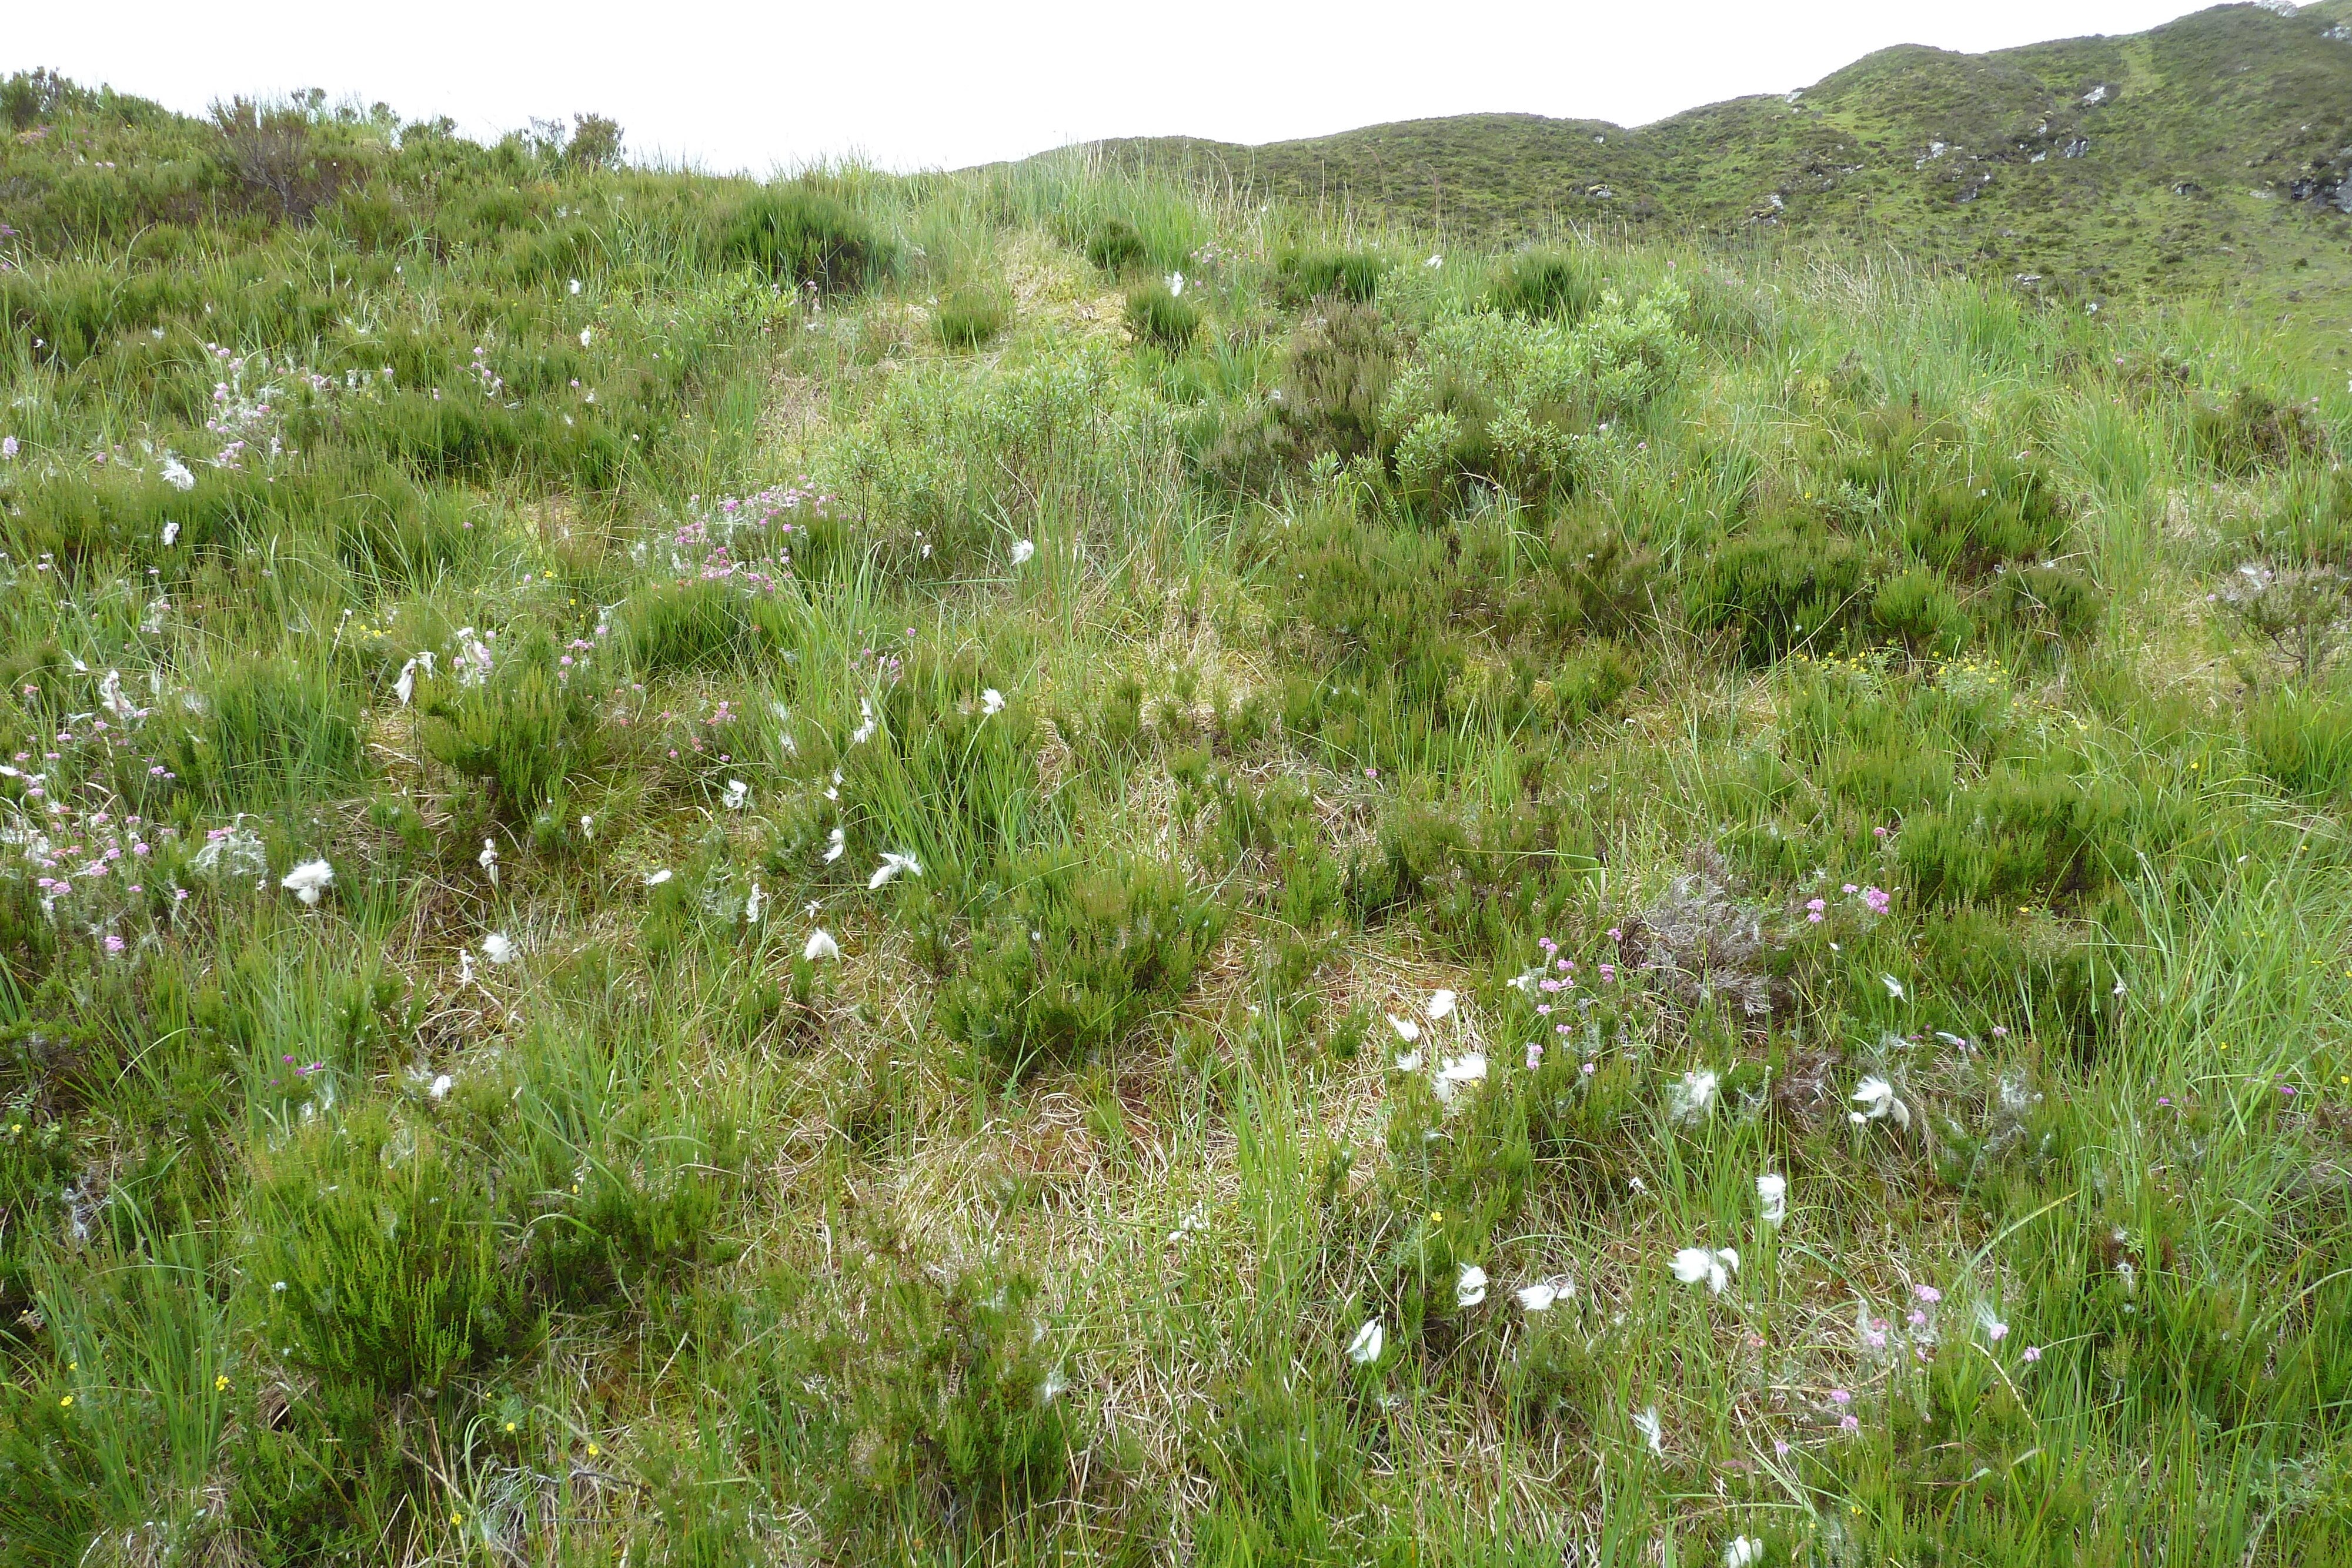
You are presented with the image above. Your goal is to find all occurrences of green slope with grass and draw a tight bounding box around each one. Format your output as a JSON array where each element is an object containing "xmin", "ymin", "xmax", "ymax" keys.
[
  {"xmin": 1081, "ymin": 0, "xmax": 2352, "ymax": 337},
  {"xmin": 4, "ymin": 58, "xmax": 2352, "ymax": 1568}
]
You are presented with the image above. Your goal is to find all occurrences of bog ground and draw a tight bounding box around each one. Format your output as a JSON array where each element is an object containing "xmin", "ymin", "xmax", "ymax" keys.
[{"xmin": 2, "ymin": 59, "xmax": 2352, "ymax": 1567}]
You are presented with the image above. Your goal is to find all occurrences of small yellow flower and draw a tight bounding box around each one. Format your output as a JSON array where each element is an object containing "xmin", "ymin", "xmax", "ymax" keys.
[
  {"xmin": 1429, "ymin": 1211, "xmax": 1442, "ymax": 1223},
  {"xmin": 214, "ymin": 1375, "xmax": 229, "ymax": 1392},
  {"xmin": 586, "ymin": 1442, "xmax": 600, "ymax": 1458},
  {"xmin": 451, "ymin": 1513, "xmax": 463, "ymax": 1526},
  {"xmin": 58, "ymin": 1395, "xmax": 72, "ymax": 1408},
  {"xmin": 505, "ymin": 1421, "xmax": 517, "ymax": 1433}
]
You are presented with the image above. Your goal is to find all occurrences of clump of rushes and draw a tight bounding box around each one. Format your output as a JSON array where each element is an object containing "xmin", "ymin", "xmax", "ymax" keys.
[
  {"xmin": 1123, "ymin": 276, "xmax": 1200, "ymax": 350},
  {"xmin": 933, "ymin": 284, "xmax": 1011, "ymax": 349}
]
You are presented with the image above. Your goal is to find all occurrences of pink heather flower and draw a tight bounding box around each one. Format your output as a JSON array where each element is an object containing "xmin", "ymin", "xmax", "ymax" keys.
[
  {"xmin": 1773, "ymin": 1439, "xmax": 1791, "ymax": 1457},
  {"xmin": 1991, "ymin": 1025, "xmax": 2010, "ymax": 1038},
  {"xmin": 103, "ymin": 935, "xmax": 123, "ymax": 953},
  {"xmin": 1842, "ymin": 883, "xmax": 1859, "ymax": 893},
  {"xmin": 1598, "ymin": 963, "xmax": 1616, "ymax": 982},
  {"xmin": 1873, "ymin": 825, "xmax": 1889, "ymax": 838},
  {"xmin": 1606, "ymin": 927, "xmax": 1623, "ymax": 941},
  {"xmin": 1829, "ymin": 1389, "xmax": 1851, "ymax": 1405},
  {"xmin": 1915, "ymin": 1285, "xmax": 1941, "ymax": 1303},
  {"xmin": 1806, "ymin": 898, "xmax": 1826, "ymax": 912},
  {"xmin": 1864, "ymin": 1328, "xmax": 1887, "ymax": 1350},
  {"xmin": 1908, "ymin": 1310, "xmax": 1928, "ymax": 1327},
  {"xmin": 1525, "ymin": 1040, "xmax": 1543, "ymax": 1070},
  {"xmin": 1839, "ymin": 1414, "xmax": 1860, "ymax": 1432},
  {"xmin": 2022, "ymin": 1346, "xmax": 2043, "ymax": 1362}
]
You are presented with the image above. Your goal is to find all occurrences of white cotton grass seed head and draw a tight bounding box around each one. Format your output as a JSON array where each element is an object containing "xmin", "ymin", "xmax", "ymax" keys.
[
  {"xmin": 823, "ymin": 826, "xmax": 846, "ymax": 863},
  {"xmin": 1850, "ymin": 1074, "xmax": 1909, "ymax": 1129},
  {"xmin": 645, "ymin": 869, "xmax": 673, "ymax": 887},
  {"xmin": 980, "ymin": 687, "xmax": 1005, "ymax": 716},
  {"xmin": 1725, "ymin": 1536, "xmax": 1763, "ymax": 1568},
  {"xmin": 1633, "ymin": 1406, "xmax": 1664, "ymax": 1455},
  {"xmin": 1455, "ymin": 1264, "xmax": 1488, "ymax": 1308},
  {"xmin": 868, "ymin": 851, "xmax": 922, "ymax": 890},
  {"xmin": 1346, "ymin": 1318, "xmax": 1384, "ymax": 1365},
  {"xmin": 1387, "ymin": 1014, "xmax": 1421, "ymax": 1044},
  {"xmin": 721, "ymin": 778, "xmax": 750, "ymax": 811},
  {"xmin": 1009, "ymin": 539, "xmax": 1035, "ymax": 567},
  {"xmin": 482, "ymin": 932, "xmax": 518, "ymax": 965},
  {"xmin": 1757, "ymin": 1172, "xmax": 1788, "ymax": 1226},
  {"xmin": 280, "ymin": 859, "xmax": 333, "ymax": 905},
  {"xmin": 1668, "ymin": 1068, "xmax": 1718, "ymax": 1123},
  {"xmin": 804, "ymin": 928, "xmax": 840, "ymax": 962},
  {"xmin": 1515, "ymin": 1279, "xmax": 1571, "ymax": 1312},
  {"xmin": 428, "ymin": 1074, "xmax": 453, "ymax": 1101},
  {"xmin": 1671, "ymin": 1246, "xmax": 1740, "ymax": 1295},
  {"xmin": 1427, "ymin": 988, "xmax": 1457, "ymax": 1019},
  {"xmin": 1881, "ymin": 972, "xmax": 1906, "ymax": 1000}
]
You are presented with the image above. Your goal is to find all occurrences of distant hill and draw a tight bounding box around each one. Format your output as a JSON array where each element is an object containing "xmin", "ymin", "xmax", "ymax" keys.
[{"xmin": 1064, "ymin": 0, "xmax": 2352, "ymax": 337}]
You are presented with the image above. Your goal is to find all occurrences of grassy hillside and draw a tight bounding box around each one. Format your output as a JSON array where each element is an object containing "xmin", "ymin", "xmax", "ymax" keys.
[
  {"xmin": 2, "ymin": 63, "xmax": 2352, "ymax": 1568},
  {"xmin": 1083, "ymin": 1, "xmax": 2352, "ymax": 336}
]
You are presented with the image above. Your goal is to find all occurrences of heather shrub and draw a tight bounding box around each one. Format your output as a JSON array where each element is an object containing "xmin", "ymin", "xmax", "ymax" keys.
[
  {"xmin": 1900, "ymin": 461, "xmax": 2069, "ymax": 578},
  {"xmin": 1899, "ymin": 764, "xmax": 2129, "ymax": 905},
  {"xmin": 253, "ymin": 1108, "xmax": 532, "ymax": 1435},
  {"xmin": 1489, "ymin": 249, "xmax": 1602, "ymax": 321},
  {"xmin": 1124, "ymin": 279, "xmax": 1200, "ymax": 350},
  {"xmin": 1688, "ymin": 510, "xmax": 1867, "ymax": 664},
  {"xmin": 1084, "ymin": 216, "xmax": 1148, "ymax": 273},
  {"xmin": 162, "ymin": 657, "xmax": 368, "ymax": 809},
  {"xmin": 422, "ymin": 632, "xmax": 601, "ymax": 819},
  {"xmin": 859, "ymin": 1263, "xmax": 1084, "ymax": 1532},
  {"xmin": 1277, "ymin": 249, "xmax": 1384, "ymax": 305},
  {"xmin": 1870, "ymin": 567, "xmax": 1972, "ymax": 657},
  {"xmin": 2193, "ymin": 387, "xmax": 2326, "ymax": 476},
  {"xmin": 940, "ymin": 850, "xmax": 1224, "ymax": 1083},
  {"xmin": 933, "ymin": 283, "xmax": 1011, "ymax": 349},
  {"xmin": 1202, "ymin": 300, "xmax": 1398, "ymax": 492},
  {"xmin": 720, "ymin": 183, "xmax": 891, "ymax": 292}
]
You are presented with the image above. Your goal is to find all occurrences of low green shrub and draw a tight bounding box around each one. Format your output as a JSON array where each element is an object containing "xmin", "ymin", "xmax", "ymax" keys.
[
  {"xmin": 1083, "ymin": 216, "xmax": 1148, "ymax": 273},
  {"xmin": 1124, "ymin": 280, "xmax": 1200, "ymax": 350},
  {"xmin": 1991, "ymin": 563, "xmax": 2103, "ymax": 640},
  {"xmin": 933, "ymin": 285, "xmax": 1011, "ymax": 349},
  {"xmin": 422, "ymin": 631, "xmax": 602, "ymax": 820},
  {"xmin": 1277, "ymin": 249, "xmax": 1383, "ymax": 306},
  {"xmin": 861, "ymin": 1263, "xmax": 1084, "ymax": 1534},
  {"xmin": 1688, "ymin": 510, "xmax": 1867, "ymax": 664},
  {"xmin": 522, "ymin": 1092, "xmax": 746, "ymax": 1304},
  {"xmin": 253, "ymin": 1108, "xmax": 532, "ymax": 1435},
  {"xmin": 940, "ymin": 851, "xmax": 1224, "ymax": 1083},
  {"xmin": 622, "ymin": 574, "xmax": 797, "ymax": 674},
  {"xmin": 1871, "ymin": 567, "xmax": 1971, "ymax": 657},
  {"xmin": 1899, "ymin": 764, "xmax": 2129, "ymax": 905},
  {"xmin": 720, "ymin": 183, "xmax": 891, "ymax": 292},
  {"xmin": 2193, "ymin": 387, "xmax": 2326, "ymax": 476},
  {"xmin": 1489, "ymin": 249, "xmax": 1601, "ymax": 321},
  {"xmin": 1902, "ymin": 463, "xmax": 2069, "ymax": 578}
]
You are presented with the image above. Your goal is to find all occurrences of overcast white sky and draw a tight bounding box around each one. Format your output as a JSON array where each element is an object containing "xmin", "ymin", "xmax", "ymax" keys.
[{"xmin": 17, "ymin": 1, "xmax": 2223, "ymax": 173}]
